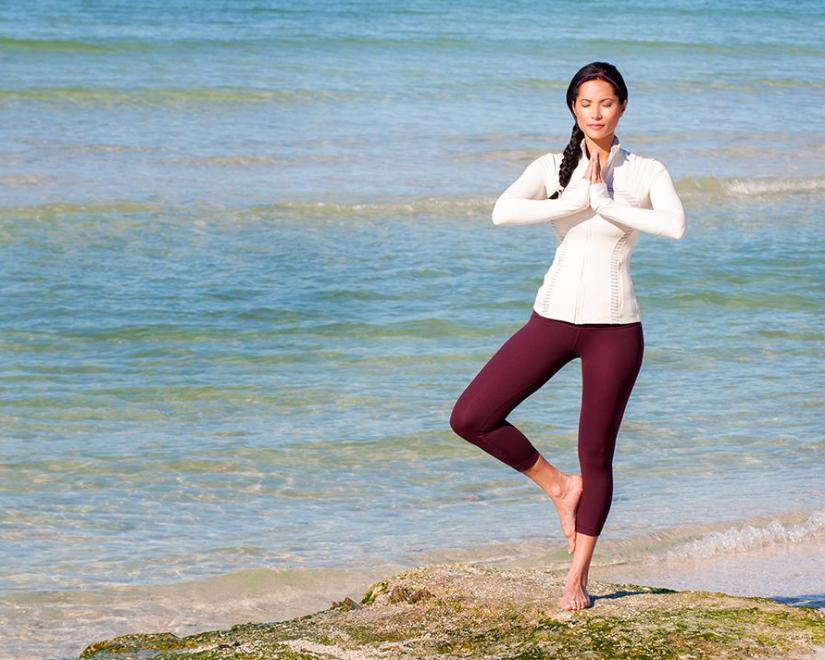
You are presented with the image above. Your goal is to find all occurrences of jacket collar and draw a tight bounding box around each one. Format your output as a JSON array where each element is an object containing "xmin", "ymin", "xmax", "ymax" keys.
[{"xmin": 579, "ymin": 133, "xmax": 622, "ymax": 166}]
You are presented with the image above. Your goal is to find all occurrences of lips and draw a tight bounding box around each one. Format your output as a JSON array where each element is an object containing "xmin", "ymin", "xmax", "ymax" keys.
[{"xmin": 588, "ymin": 124, "xmax": 604, "ymax": 129}]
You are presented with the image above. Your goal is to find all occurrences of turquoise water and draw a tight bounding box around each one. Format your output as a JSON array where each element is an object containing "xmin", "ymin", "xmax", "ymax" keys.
[{"xmin": 1, "ymin": 1, "xmax": 824, "ymax": 657}]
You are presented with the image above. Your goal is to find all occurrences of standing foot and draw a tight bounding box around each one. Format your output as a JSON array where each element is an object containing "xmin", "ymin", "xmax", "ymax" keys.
[{"xmin": 559, "ymin": 573, "xmax": 593, "ymax": 610}]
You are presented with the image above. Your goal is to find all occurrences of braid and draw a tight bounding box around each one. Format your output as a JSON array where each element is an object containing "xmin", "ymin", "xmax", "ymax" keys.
[{"xmin": 548, "ymin": 124, "xmax": 584, "ymax": 199}]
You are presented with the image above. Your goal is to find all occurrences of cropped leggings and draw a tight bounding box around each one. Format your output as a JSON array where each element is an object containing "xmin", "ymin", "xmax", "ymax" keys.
[{"xmin": 449, "ymin": 310, "xmax": 644, "ymax": 537}]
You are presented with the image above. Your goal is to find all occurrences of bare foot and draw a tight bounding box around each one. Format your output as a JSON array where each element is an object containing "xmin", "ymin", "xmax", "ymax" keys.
[
  {"xmin": 559, "ymin": 575, "xmax": 593, "ymax": 611},
  {"xmin": 580, "ymin": 577, "xmax": 591, "ymax": 606},
  {"xmin": 549, "ymin": 473, "xmax": 583, "ymax": 553}
]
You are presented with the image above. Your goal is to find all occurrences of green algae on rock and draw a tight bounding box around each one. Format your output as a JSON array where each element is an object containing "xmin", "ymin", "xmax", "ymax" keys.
[{"xmin": 79, "ymin": 562, "xmax": 825, "ymax": 659}]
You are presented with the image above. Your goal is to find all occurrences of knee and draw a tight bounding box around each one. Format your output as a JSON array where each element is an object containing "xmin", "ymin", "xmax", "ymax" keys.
[{"xmin": 449, "ymin": 398, "xmax": 485, "ymax": 441}]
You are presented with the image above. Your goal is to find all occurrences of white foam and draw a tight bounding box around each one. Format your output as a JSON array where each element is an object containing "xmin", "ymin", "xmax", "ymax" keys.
[
  {"xmin": 660, "ymin": 509, "xmax": 825, "ymax": 560},
  {"xmin": 727, "ymin": 176, "xmax": 825, "ymax": 196}
]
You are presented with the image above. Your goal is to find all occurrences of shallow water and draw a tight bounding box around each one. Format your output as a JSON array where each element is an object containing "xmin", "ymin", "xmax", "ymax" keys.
[{"xmin": 1, "ymin": 0, "xmax": 824, "ymax": 657}]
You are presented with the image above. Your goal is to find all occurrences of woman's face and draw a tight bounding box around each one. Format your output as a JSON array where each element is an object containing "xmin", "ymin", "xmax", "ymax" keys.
[{"xmin": 571, "ymin": 78, "xmax": 626, "ymax": 141}]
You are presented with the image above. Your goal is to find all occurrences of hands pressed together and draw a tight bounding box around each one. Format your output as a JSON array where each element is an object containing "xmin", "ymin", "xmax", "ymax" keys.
[{"xmin": 560, "ymin": 146, "xmax": 612, "ymax": 213}]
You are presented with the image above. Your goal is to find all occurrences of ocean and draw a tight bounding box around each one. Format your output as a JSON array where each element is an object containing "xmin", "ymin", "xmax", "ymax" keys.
[{"xmin": 1, "ymin": 0, "xmax": 824, "ymax": 657}]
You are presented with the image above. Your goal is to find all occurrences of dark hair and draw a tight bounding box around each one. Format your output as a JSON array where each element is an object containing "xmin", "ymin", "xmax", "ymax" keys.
[{"xmin": 548, "ymin": 62, "xmax": 628, "ymax": 199}]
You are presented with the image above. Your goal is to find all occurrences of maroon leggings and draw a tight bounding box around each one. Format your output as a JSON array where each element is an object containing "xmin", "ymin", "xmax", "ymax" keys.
[{"xmin": 449, "ymin": 310, "xmax": 644, "ymax": 537}]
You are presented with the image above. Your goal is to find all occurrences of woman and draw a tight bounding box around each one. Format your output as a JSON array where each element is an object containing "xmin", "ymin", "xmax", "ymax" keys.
[{"xmin": 449, "ymin": 61, "xmax": 686, "ymax": 611}]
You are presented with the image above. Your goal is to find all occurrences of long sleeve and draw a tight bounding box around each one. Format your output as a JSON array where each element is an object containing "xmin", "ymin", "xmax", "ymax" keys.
[
  {"xmin": 589, "ymin": 165, "xmax": 686, "ymax": 239},
  {"xmin": 491, "ymin": 155, "xmax": 591, "ymax": 226}
]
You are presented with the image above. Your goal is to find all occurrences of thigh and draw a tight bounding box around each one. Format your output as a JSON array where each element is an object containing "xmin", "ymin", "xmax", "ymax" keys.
[
  {"xmin": 578, "ymin": 323, "xmax": 644, "ymax": 437},
  {"xmin": 455, "ymin": 312, "xmax": 579, "ymax": 430}
]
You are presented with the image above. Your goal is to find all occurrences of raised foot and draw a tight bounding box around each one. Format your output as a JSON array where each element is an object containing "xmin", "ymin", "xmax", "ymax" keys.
[{"xmin": 550, "ymin": 473, "xmax": 583, "ymax": 553}]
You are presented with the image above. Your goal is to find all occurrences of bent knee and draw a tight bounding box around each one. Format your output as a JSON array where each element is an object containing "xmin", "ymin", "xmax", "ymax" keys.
[{"xmin": 449, "ymin": 400, "xmax": 486, "ymax": 440}]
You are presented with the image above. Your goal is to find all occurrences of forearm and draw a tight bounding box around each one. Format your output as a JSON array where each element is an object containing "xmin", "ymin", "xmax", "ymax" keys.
[
  {"xmin": 589, "ymin": 171, "xmax": 686, "ymax": 239},
  {"xmin": 492, "ymin": 178, "xmax": 590, "ymax": 226}
]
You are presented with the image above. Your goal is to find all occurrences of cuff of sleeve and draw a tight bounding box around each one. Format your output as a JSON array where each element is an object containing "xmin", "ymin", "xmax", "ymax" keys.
[{"xmin": 590, "ymin": 182, "xmax": 612, "ymax": 211}]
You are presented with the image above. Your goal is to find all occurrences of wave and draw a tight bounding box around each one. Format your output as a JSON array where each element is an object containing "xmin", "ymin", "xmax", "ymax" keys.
[
  {"xmin": 0, "ymin": 36, "xmax": 116, "ymax": 53},
  {"xmin": 0, "ymin": 175, "xmax": 823, "ymax": 223},
  {"xmin": 0, "ymin": 86, "xmax": 366, "ymax": 107},
  {"xmin": 542, "ymin": 508, "xmax": 825, "ymax": 572},
  {"xmin": 0, "ymin": 200, "xmax": 166, "ymax": 221},
  {"xmin": 4, "ymin": 76, "xmax": 825, "ymax": 109},
  {"xmin": 4, "ymin": 81, "xmax": 825, "ymax": 109},
  {"xmin": 0, "ymin": 34, "xmax": 480, "ymax": 55},
  {"xmin": 657, "ymin": 509, "xmax": 825, "ymax": 560},
  {"xmin": 382, "ymin": 509, "xmax": 825, "ymax": 581},
  {"xmin": 726, "ymin": 177, "xmax": 825, "ymax": 196},
  {"xmin": 245, "ymin": 174, "xmax": 825, "ymax": 211},
  {"xmin": 586, "ymin": 37, "xmax": 825, "ymax": 58},
  {"xmin": 0, "ymin": 174, "xmax": 45, "ymax": 188},
  {"xmin": 4, "ymin": 510, "xmax": 819, "ymax": 597},
  {"xmin": 3, "ymin": 32, "xmax": 823, "ymax": 56}
]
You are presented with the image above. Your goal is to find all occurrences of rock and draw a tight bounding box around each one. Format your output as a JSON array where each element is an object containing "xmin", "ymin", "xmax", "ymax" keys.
[
  {"xmin": 331, "ymin": 596, "xmax": 363, "ymax": 611},
  {"xmin": 79, "ymin": 562, "xmax": 825, "ymax": 659}
]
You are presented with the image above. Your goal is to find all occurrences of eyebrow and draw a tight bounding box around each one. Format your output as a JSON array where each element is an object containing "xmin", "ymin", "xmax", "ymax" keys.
[{"xmin": 579, "ymin": 97, "xmax": 616, "ymax": 102}]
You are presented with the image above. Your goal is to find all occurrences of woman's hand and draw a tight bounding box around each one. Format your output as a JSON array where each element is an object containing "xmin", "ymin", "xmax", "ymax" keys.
[
  {"xmin": 586, "ymin": 147, "xmax": 603, "ymax": 184},
  {"xmin": 587, "ymin": 146, "xmax": 612, "ymax": 212},
  {"xmin": 556, "ymin": 150, "xmax": 593, "ymax": 210}
]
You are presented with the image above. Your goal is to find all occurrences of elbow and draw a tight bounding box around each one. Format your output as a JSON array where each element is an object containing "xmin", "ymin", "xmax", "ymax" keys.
[
  {"xmin": 491, "ymin": 200, "xmax": 507, "ymax": 226},
  {"xmin": 665, "ymin": 211, "xmax": 687, "ymax": 240},
  {"xmin": 673, "ymin": 214, "xmax": 687, "ymax": 240}
]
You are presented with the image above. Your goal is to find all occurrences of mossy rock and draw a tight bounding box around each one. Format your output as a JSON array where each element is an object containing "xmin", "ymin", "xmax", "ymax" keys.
[{"xmin": 79, "ymin": 562, "xmax": 825, "ymax": 659}]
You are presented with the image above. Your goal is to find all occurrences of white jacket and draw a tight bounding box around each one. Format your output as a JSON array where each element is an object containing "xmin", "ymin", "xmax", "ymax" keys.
[{"xmin": 491, "ymin": 134, "xmax": 686, "ymax": 324}]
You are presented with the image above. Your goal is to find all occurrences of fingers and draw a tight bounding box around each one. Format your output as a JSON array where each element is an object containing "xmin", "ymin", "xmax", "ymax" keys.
[
  {"xmin": 592, "ymin": 150, "xmax": 603, "ymax": 183},
  {"xmin": 582, "ymin": 147, "xmax": 606, "ymax": 183},
  {"xmin": 585, "ymin": 149, "xmax": 598, "ymax": 182}
]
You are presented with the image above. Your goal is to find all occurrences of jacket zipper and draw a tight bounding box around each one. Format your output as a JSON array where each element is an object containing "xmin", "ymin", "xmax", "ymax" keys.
[
  {"xmin": 574, "ymin": 143, "xmax": 618, "ymax": 323},
  {"xmin": 575, "ymin": 220, "xmax": 590, "ymax": 323}
]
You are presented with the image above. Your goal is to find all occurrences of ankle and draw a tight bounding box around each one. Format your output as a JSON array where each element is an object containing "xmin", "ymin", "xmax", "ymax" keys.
[
  {"xmin": 565, "ymin": 568, "xmax": 585, "ymax": 583},
  {"xmin": 546, "ymin": 469, "xmax": 567, "ymax": 499}
]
